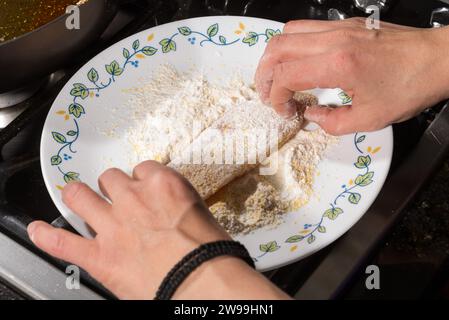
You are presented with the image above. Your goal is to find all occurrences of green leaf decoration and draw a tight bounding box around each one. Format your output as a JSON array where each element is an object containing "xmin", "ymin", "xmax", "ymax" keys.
[
  {"xmin": 354, "ymin": 155, "xmax": 371, "ymax": 169},
  {"xmin": 67, "ymin": 130, "xmax": 77, "ymax": 136},
  {"xmin": 159, "ymin": 38, "xmax": 176, "ymax": 53},
  {"xmin": 105, "ymin": 60, "xmax": 124, "ymax": 76},
  {"xmin": 70, "ymin": 83, "xmax": 89, "ymax": 99},
  {"xmin": 265, "ymin": 28, "xmax": 280, "ymax": 42},
  {"xmin": 286, "ymin": 235, "xmax": 304, "ymax": 243},
  {"xmin": 219, "ymin": 35, "xmax": 226, "ymax": 44},
  {"xmin": 132, "ymin": 39, "xmax": 140, "ymax": 51},
  {"xmin": 64, "ymin": 172, "xmax": 80, "ymax": 183},
  {"xmin": 348, "ymin": 193, "xmax": 361, "ymax": 204},
  {"xmin": 52, "ymin": 132, "xmax": 66, "ymax": 144},
  {"xmin": 259, "ymin": 241, "xmax": 280, "ymax": 253},
  {"xmin": 355, "ymin": 171, "xmax": 374, "ymax": 186},
  {"xmin": 338, "ymin": 91, "xmax": 352, "ymax": 104},
  {"xmin": 318, "ymin": 226, "xmax": 326, "ymax": 233},
  {"xmin": 178, "ymin": 26, "xmax": 191, "ymax": 36},
  {"xmin": 142, "ymin": 46, "xmax": 157, "ymax": 56},
  {"xmin": 324, "ymin": 207, "xmax": 343, "ymax": 220},
  {"xmin": 356, "ymin": 135, "xmax": 366, "ymax": 143},
  {"xmin": 307, "ymin": 234, "xmax": 316, "ymax": 244},
  {"xmin": 87, "ymin": 68, "xmax": 99, "ymax": 83},
  {"xmin": 207, "ymin": 23, "xmax": 219, "ymax": 37},
  {"xmin": 123, "ymin": 48, "xmax": 130, "ymax": 59},
  {"xmin": 68, "ymin": 103, "xmax": 85, "ymax": 118},
  {"xmin": 51, "ymin": 155, "xmax": 62, "ymax": 166},
  {"xmin": 242, "ymin": 32, "xmax": 259, "ymax": 46}
]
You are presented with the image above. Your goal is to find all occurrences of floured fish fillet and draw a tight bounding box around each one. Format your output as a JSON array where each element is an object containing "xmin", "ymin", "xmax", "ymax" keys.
[{"xmin": 168, "ymin": 101, "xmax": 304, "ymax": 199}]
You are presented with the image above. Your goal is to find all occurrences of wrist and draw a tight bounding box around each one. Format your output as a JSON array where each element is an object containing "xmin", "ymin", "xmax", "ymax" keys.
[
  {"xmin": 426, "ymin": 27, "xmax": 449, "ymax": 101},
  {"xmin": 173, "ymin": 255, "xmax": 289, "ymax": 299}
]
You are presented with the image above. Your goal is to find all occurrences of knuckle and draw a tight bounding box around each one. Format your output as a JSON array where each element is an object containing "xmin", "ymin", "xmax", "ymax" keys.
[
  {"xmin": 100, "ymin": 167, "xmax": 121, "ymax": 180},
  {"xmin": 51, "ymin": 231, "xmax": 67, "ymax": 256},
  {"xmin": 283, "ymin": 20, "xmax": 300, "ymax": 33},
  {"xmin": 151, "ymin": 168, "xmax": 180, "ymax": 188},
  {"xmin": 331, "ymin": 46, "xmax": 359, "ymax": 74}
]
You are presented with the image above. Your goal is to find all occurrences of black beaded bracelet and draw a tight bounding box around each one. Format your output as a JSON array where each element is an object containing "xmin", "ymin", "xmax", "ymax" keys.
[{"xmin": 154, "ymin": 240, "xmax": 255, "ymax": 300}]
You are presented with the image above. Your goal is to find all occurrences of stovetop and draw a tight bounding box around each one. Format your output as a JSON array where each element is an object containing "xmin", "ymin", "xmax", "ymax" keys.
[{"xmin": 1, "ymin": 0, "xmax": 449, "ymax": 300}]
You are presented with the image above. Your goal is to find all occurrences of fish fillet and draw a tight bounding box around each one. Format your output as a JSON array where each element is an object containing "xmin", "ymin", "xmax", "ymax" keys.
[{"xmin": 168, "ymin": 93, "xmax": 316, "ymax": 199}]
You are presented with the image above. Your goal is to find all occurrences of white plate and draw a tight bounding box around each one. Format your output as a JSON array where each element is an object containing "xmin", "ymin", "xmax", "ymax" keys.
[{"xmin": 41, "ymin": 16, "xmax": 393, "ymax": 271}]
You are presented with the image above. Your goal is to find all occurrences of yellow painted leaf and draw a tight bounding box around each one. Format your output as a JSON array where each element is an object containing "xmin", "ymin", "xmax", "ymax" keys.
[
  {"xmin": 367, "ymin": 146, "xmax": 372, "ymax": 153},
  {"xmin": 147, "ymin": 33, "xmax": 154, "ymax": 41},
  {"xmin": 56, "ymin": 185, "xmax": 63, "ymax": 191},
  {"xmin": 372, "ymin": 146, "xmax": 381, "ymax": 154},
  {"xmin": 89, "ymin": 91, "xmax": 94, "ymax": 97},
  {"xmin": 64, "ymin": 114, "xmax": 70, "ymax": 121},
  {"xmin": 56, "ymin": 110, "xmax": 66, "ymax": 115},
  {"xmin": 290, "ymin": 245, "xmax": 298, "ymax": 252},
  {"xmin": 349, "ymin": 179, "xmax": 354, "ymax": 185},
  {"xmin": 136, "ymin": 54, "xmax": 145, "ymax": 59},
  {"xmin": 239, "ymin": 22, "xmax": 245, "ymax": 30},
  {"xmin": 300, "ymin": 230, "xmax": 309, "ymax": 235},
  {"xmin": 234, "ymin": 30, "xmax": 242, "ymax": 34}
]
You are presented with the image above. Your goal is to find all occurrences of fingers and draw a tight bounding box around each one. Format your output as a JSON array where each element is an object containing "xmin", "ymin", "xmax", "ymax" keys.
[
  {"xmin": 98, "ymin": 168, "xmax": 133, "ymax": 201},
  {"xmin": 304, "ymin": 105, "xmax": 382, "ymax": 135},
  {"xmin": 283, "ymin": 18, "xmax": 414, "ymax": 34},
  {"xmin": 255, "ymin": 32, "xmax": 340, "ymax": 103},
  {"xmin": 283, "ymin": 19, "xmax": 363, "ymax": 34},
  {"xmin": 62, "ymin": 182, "xmax": 112, "ymax": 230},
  {"xmin": 269, "ymin": 57, "xmax": 348, "ymax": 118},
  {"xmin": 27, "ymin": 221, "xmax": 97, "ymax": 270},
  {"xmin": 132, "ymin": 160, "xmax": 164, "ymax": 180}
]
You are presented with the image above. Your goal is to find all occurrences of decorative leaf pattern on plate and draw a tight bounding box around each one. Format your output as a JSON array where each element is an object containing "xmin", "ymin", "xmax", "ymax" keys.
[
  {"xmin": 70, "ymin": 83, "xmax": 89, "ymax": 99},
  {"xmin": 52, "ymin": 132, "xmax": 67, "ymax": 144},
  {"xmin": 51, "ymin": 155, "xmax": 62, "ymax": 166},
  {"xmin": 159, "ymin": 38, "xmax": 176, "ymax": 53},
  {"xmin": 178, "ymin": 26, "xmax": 192, "ymax": 36},
  {"xmin": 87, "ymin": 68, "xmax": 99, "ymax": 83},
  {"xmin": 68, "ymin": 103, "xmax": 85, "ymax": 118},
  {"xmin": 242, "ymin": 32, "xmax": 258, "ymax": 46},
  {"xmin": 259, "ymin": 241, "xmax": 280, "ymax": 253},
  {"xmin": 63, "ymin": 172, "xmax": 80, "ymax": 183},
  {"xmin": 105, "ymin": 60, "xmax": 124, "ymax": 76},
  {"xmin": 338, "ymin": 91, "xmax": 352, "ymax": 104}
]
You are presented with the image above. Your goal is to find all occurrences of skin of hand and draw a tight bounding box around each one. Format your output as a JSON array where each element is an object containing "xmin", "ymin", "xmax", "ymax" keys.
[
  {"xmin": 27, "ymin": 161, "xmax": 289, "ymax": 300},
  {"xmin": 255, "ymin": 18, "xmax": 449, "ymax": 135}
]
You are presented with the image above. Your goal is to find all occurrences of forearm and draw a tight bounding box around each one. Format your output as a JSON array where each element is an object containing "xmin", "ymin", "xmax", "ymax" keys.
[{"xmin": 174, "ymin": 256, "xmax": 291, "ymax": 300}]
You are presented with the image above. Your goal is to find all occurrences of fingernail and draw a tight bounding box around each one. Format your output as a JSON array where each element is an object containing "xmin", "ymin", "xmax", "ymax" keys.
[
  {"xmin": 280, "ymin": 99, "xmax": 298, "ymax": 119},
  {"xmin": 27, "ymin": 222, "xmax": 39, "ymax": 243}
]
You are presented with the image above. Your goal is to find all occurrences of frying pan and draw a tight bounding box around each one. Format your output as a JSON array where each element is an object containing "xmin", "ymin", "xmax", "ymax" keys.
[{"xmin": 0, "ymin": 0, "xmax": 121, "ymax": 93}]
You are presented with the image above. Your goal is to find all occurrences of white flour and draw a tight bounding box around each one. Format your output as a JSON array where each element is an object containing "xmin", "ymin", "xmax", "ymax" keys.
[
  {"xmin": 102, "ymin": 65, "xmax": 337, "ymax": 234},
  {"xmin": 122, "ymin": 65, "xmax": 256, "ymax": 166}
]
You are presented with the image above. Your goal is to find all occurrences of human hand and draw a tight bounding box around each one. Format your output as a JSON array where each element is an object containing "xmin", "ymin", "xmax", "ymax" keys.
[
  {"xmin": 27, "ymin": 161, "xmax": 288, "ymax": 299},
  {"xmin": 255, "ymin": 18, "xmax": 449, "ymax": 135}
]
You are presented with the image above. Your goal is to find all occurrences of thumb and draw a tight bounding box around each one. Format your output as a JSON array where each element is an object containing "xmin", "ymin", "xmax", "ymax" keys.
[{"xmin": 304, "ymin": 105, "xmax": 363, "ymax": 136}]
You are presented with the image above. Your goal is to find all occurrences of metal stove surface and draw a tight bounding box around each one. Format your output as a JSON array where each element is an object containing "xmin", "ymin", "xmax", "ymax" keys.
[{"xmin": 0, "ymin": 0, "xmax": 448, "ymax": 299}]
